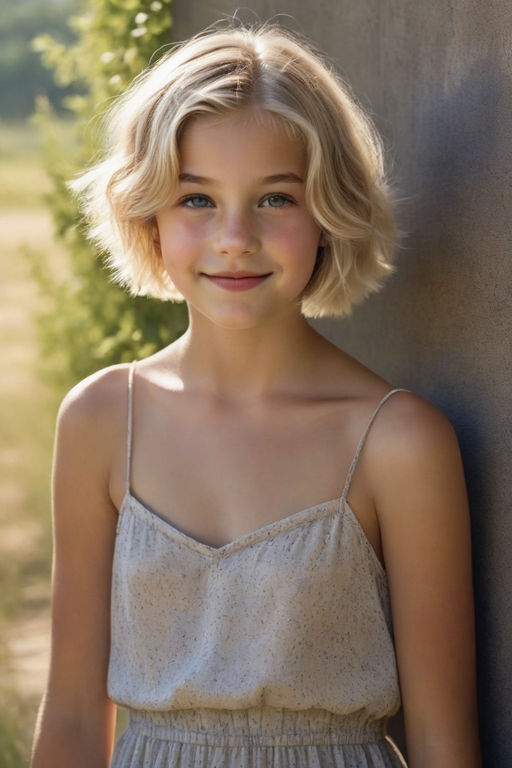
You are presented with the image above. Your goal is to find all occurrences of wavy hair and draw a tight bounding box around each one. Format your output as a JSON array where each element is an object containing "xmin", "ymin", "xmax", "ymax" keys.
[{"xmin": 71, "ymin": 23, "xmax": 397, "ymax": 318}]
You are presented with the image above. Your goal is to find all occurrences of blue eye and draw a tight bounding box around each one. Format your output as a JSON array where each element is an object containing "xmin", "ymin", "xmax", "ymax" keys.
[
  {"xmin": 261, "ymin": 194, "xmax": 293, "ymax": 208},
  {"xmin": 182, "ymin": 195, "xmax": 213, "ymax": 208}
]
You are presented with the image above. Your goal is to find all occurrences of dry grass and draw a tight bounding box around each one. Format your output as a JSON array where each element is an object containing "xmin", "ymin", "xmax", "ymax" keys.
[
  {"xmin": 0, "ymin": 120, "xmax": 68, "ymax": 764},
  {"xmin": 0, "ymin": 119, "xmax": 130, "ymax": 764}
]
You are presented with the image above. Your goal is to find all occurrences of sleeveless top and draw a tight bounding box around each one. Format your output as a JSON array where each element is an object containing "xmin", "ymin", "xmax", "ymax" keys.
[{"xmin": 108, "ymin": 361, "xmax": 409, "ymax": 767}]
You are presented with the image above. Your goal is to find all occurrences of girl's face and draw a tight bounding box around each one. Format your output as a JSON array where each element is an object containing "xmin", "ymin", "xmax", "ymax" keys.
[{"xmin": 156, "ymin": 108, "xmax": 323, "ymax": 330}]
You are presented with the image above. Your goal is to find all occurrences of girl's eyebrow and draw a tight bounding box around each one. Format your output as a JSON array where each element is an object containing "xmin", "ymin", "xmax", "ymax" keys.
[{"xmin": 178, "ymin": 172, "xmax": 304, "ymax": 184}]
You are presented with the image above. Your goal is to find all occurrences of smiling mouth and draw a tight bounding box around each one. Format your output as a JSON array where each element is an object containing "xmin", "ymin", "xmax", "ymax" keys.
[{"xmin": 202, "ymin": 272, "xmax": 272, "ymax": 291}]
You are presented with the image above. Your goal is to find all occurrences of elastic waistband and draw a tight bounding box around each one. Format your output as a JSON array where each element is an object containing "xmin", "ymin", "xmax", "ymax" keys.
[{"xmin": 128, "ymin": 707, "xmax": 387, "ymax": 747}]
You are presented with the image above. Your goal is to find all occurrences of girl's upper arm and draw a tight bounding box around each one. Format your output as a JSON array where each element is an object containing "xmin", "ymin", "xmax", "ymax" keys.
[
  {"xmin": 45, "ymin": 369, "xmax": 123, "ymax": 731},
  {"xmin": 370, "ymin": 393, "xmax": 481, "ymax": 767}
]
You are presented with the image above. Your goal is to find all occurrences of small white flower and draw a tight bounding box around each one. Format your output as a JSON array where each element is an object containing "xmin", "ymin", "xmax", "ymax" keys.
[
  {"xmin": 150, "ymin": 1, "xmax": 162, "ymax": 10},
  {"xmin": 110, "ymin": 74, "xmax": 121, "ymax": 86},
  {"xmin": 131, "ymin": 27, "xmax": 147, "ymax": 38},
  {"xmin": 135, "ymin": 12, "xmax": 148, "ymax": 24},
  {"xmin": 100, "ymin": 51, "xmax": 115, "ymax": 64},
  {"xmin": 32, "ymin": 36, "xmax": 49, "ymax": 53}
]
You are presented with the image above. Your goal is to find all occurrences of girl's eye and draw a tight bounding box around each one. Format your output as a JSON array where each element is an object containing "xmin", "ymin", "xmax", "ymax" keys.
[
  {"xmin": 260, "ymin": 194, "xmax": 294, "ymax": 208},
  {"xmin": 181, "ymin": 195, "xmax": 214, "ymax": 209}
]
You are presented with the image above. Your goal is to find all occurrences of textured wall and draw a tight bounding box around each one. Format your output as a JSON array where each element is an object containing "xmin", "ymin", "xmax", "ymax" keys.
[{"xmin": 169, "ymin": 2, "xmax": 511, "ymax": 763}]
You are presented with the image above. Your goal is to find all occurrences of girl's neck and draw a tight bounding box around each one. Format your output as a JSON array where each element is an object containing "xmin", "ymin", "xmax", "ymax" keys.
[{"xmin": 172, "ymin": 310, "xmax": 326, "ymax": 403}]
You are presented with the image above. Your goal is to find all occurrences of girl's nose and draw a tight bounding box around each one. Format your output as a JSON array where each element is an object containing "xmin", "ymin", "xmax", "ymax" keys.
[{"xmin": 213, "ymin": 210, "xmax": 259, "ymax": 256}]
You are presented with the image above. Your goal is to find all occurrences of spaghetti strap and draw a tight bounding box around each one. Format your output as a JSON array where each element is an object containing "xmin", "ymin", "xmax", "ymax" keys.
[
  {"xmin": 125, "ymin": 360, "xmax": 137, "ymax": 495},
  {"xmin": 341, "ymin": 388, "xmax": 409, "ymax": 500}
]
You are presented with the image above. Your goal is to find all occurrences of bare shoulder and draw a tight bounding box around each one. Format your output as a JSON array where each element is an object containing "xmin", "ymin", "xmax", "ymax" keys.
[
  {"xmin": 363, "ymin": 388, "xmax": 466, "ymax": 530},
  {"xmin": 56, "ymin": 360, "xmax": 134, "ymax": 441},
  {"xmin": 369, "ymin": 388, "xmax": 459, "ymax": 462},
  {"xmin": 58, "ymin": 362, "xmax": 131, "ymax": 430},
  {"xmin": 306, "ymin": 336, "xmax": 458, "ymax": 463},
  {"xmin": 55, "ymin": 363, "xmax": 133, "ymax": 506},
  {"xmin": 364, "ymin": 389, "xmax": 463, "ymax": 501}
]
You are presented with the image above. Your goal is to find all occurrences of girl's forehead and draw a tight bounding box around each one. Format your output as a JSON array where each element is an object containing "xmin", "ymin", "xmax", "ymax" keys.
[{"xmin": 179, "ymin": 108, "xmax": 307, "ymax": 175}]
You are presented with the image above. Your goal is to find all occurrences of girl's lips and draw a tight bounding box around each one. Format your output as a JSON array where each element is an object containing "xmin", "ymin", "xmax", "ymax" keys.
[{"xmin": 202, "ymin": 273, "xmax": 272, "ymax": 291}]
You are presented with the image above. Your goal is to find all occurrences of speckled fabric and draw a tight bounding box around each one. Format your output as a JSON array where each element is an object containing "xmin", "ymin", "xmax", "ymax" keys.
[{"xmin": 108, "ymin": 361, "xmax": 408, "ymax": 767}]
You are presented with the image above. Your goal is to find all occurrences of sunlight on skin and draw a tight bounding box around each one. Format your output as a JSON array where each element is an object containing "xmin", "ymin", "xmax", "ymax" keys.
[{"xmin": 156, "ymin": 109, "xmax": 323, "ymax": 333}]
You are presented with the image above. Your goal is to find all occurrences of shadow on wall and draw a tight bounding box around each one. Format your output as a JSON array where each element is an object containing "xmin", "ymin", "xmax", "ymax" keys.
[
  {"xmin": 397, "ymin": 57, "xmax": 510, "ymax": 765},
  {"xmin": 325, "ymin": 57, "xmax": 508, "ymax": 765},
  {"xmin": 413, "ymin": 61, "xmax": 503, "ymax": 249},
  {"xmin": 398, "ymin": 58, "xmax": 502, "ymax": 361}
]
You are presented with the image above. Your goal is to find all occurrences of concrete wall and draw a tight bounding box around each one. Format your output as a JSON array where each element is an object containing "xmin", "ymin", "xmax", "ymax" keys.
[{"xmin": 169, "ymin": 2, "xmax": 512, "ymax": 763}]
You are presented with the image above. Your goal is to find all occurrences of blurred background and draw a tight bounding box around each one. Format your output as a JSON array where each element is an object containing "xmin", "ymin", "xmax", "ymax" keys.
[{"xmin": 0, "ymin": 0, "xmax": 184, "ymax": 763}]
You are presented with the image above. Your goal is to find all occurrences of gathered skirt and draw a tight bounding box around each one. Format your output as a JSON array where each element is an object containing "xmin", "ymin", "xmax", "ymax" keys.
[{"xmin": 110, "ymin": 707, "xmax": 407, "ymax": 767}]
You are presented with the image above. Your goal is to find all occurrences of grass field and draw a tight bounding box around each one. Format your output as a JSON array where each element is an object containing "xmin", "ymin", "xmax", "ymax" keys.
[
  {"xmin": 0, "ymin": 119, "xmax": 74, "ymax": 764},
  {"xmin": 0, "ymin": 118, "xmax": 132, "ymax": 765}
]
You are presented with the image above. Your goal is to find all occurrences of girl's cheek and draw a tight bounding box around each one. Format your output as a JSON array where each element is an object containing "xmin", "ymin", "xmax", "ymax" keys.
[
  {"xmin": 180, "ymin": 213, "xmax": 214, "ymax": 237},
  {"xmin": 158, "ymin": 217, "xmax": 206, "ymax": 255},
  {"xmin": 268, "ymin": 220, "xmax": 319, "ymax": 250}
]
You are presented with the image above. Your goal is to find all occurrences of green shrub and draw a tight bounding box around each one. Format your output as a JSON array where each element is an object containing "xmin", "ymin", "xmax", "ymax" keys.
[{"xmin": 30, "ymin": 0, "xmax": 187, "ymax": 394}]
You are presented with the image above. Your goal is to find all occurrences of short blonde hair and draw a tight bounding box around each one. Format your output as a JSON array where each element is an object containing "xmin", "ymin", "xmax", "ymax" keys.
[{"xmin": 72, "ymin": 23, "xmax": 397, "ymax": 318}]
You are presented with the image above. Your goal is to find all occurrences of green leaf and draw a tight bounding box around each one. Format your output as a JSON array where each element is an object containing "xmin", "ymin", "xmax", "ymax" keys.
[{"xmin": 31, "ymin": 0, "xmax": 186, "ymax": 395}]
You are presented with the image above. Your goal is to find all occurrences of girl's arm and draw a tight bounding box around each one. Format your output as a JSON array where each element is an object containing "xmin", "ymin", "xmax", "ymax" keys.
[
  {"xmin": 31, "ymin": 374, "xmax": 120, "ymax": 767},
  {"xmin": 370, "ymin": 393, "xmax": 481, "ymax": 768}
]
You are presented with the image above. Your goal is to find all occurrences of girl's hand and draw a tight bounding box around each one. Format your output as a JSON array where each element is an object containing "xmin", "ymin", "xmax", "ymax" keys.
[{"xmin": 369, "ymin": 393, "xmax": 482, "ymax": 768}]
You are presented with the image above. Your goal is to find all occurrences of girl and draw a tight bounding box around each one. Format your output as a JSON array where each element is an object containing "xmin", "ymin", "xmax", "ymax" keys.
[{"xmin": 32, "ymin": 23, "xmax": 481, "ymax": 768}]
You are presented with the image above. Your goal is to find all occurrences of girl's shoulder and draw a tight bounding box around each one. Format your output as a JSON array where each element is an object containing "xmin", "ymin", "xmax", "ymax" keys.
[
  {"xmin": 317, "ymin": 342, "xmax": 459, "ymax": 473},
  {"xmin": 362, "ymin": 385, "xmax": 458, "ymax": 464},
  {"xmin": 357, "ymin": 381, "xmax": 464, "ymax": 533},
  {"xmin": 58, "ymin": 362, "xmax": 131, "ymax": 422},
  {"xmin": 316, "ymin": 340, "xmax": 451, "ymax": 428},
  {"xmin": 54, "ymin": 364, "xmax": 136, "ymax": 513},
  {"xmin": 55, "ymin": 356, "xmax": 180, "ymax": 453},
  {"xmin": 56, "ymin": 363, "xmax": 133, "ymax": 457}
]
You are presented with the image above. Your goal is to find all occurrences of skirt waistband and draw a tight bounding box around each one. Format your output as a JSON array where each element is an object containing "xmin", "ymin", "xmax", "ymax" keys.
[{"xmin": 128, "ymin": 707, "xmax": 388, "ymax": 747}]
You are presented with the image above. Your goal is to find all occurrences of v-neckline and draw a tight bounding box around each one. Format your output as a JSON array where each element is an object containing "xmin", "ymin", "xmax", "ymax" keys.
[
  {"xmin": 120, "ymin": 488, "xmax": 342, "ymax": 554},
  {"xmin": 117, "ymin": 488, "xmax": 386, "ymax": 577}
]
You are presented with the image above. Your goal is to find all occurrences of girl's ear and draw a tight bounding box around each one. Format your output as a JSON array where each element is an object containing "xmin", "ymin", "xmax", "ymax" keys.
[{"xmin": 319, "ymin": 231, "xmax": 328, "ymax": 248}]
